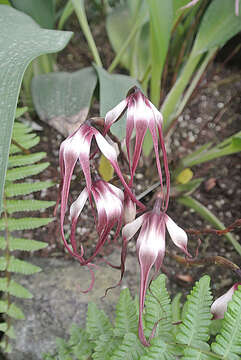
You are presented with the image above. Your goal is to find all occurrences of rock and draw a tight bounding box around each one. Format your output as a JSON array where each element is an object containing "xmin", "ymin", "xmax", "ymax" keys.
[{"xmin": 6, "ymin": 251, "xmax": 139, "ymax": 360}]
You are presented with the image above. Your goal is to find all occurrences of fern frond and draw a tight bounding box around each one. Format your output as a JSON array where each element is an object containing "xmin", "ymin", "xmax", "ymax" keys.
[
  {"xmin": 171, "ymin": 293, "xmax": 182, "ymax": 337},
  {"xmin": 8, "ymin": 152, "xmax": 46, "ymax": 168},
  {"xmin": 5, "ymin": 180, "xmax": 54, "ymax": 197},
  {"xmin": 0, "ymin": 339, "xmax": 12, "ymax": 353},
  {"xmin": 86, "ymin": 303, "xmax": 112, "ymax": 340},
  {"xmin": 114, "ymin": 288, "xmax": 138, "ymax": 336},
  {"xmin": 0, "ymin": 236, "xmax": 47, "ymax": 251},
  {"xmin": 111, "ymin": 333, "xmax": 146, "ymax": 360},
  {"xmin": 68, "ymin": 324, "xmax": 94, "ymax": 359},
  {"xmin": 0, "ymin": 217, "xmax": 53, "ymax": 231},
  {"xmin": 211, "ymin": 286, "xmax": 241, "ymax": 360},
  {"xmin": 0, "ymin": 323, "xmax": 16, "ymax": 339},
  {"xmin": 0, "ymin": 256, "xmax": 41, "ymax": 274},
  {"xmin": 0, "ymin": 278, "xmax": 33, "ymax": 299},
  {"xmin": 144, "ymin": 274, "xmax": 172, "ymax": 341},
  {"xmin": 0, "ymin": 300, "xmax": 25, "ymax": 319},
  {"xmin": 176, "ymin": 275, "xmax": 212, "ymax": 351},
  {"xmin": 9, "ymin": 135, "xmax": 40, "ymax": 154},
  {"xmin": 140, "ymin": 337, "xmax": 179, "ymax": 360},
  {"xmin": 12, "ymin": 121, "xmax": 31, "ymax": 134},
  {"xmin": 5, "ymin": 199, "xmax": 55, "ymax": 214},
  {"xmin": 93, "ymin": 334, "xmax": 120, "ymax": 360},
  {"xmin": 6, "ymin": 162, "xmax": 49, "ymax": 181}
]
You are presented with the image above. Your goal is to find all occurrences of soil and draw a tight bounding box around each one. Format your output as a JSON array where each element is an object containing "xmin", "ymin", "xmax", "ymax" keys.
[{"xmin": 15, "ymin": 10, "xmax": 241, "ymax": 299}]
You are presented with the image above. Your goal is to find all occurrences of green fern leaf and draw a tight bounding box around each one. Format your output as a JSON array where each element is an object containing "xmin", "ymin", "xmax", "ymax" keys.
[
  {"xmin": 110, "ymin": 333, "xmax": 146, "ymax": 360},
  {"xmin": 93, "ymin": 334, "xmax": 120, "ymax": 360},
  {"xmin": 0, "ymin": 256, "xmax": 41, "ymax": 274},
  {"xmin": 0, "ymin": 323, "xmax": 16, "ymax": 339},
  {"xmin": 0, "ymin": 338, "xmax": 12, "ymax": 353},
  {"xmin": 8, "ymin": 152, "xmax": 46, "ymax": 168},
  {"xmin": 5, "ymin": 180, "xmax": 54, "ymax": 197},
  {"xmin": 0, "ymin": 278, "xmax": 33, "ymax": 299},
  {"xmin": 9, "ymin": 135, "xmax": 40, "ymax": 154},
  {"xmin": 0, "ymin": 236, "xmax": 47, "ymax": 251},
  {"xmin": 0, "ymin": 217, "xmax": 53, "ymax": 231},
  {"xmin": 86, "ymin": 303, "xmax": 112, "ymax": 340},
  {"xmin": 114, "ymin": 288, "xmax": 138, "ymax": 336},
  {"xmin": 6, "ymin": 199, "xmax": 55, "ymax": 214},
  {"xmin": 181, "ymin": 347, "xmax": 215, "ymax": 360},
  {"xmin": 140, "ymin": 337, "xmax": 179, "ymax": 360},
  {"xmin": 144, "ymin": 274, "xmax": 172, "ymax": 341},
  {"xmin": 12, "ymin": 121, "xmax": 31, "ymax": 133},
  {"xmin": 171, "ymin": 293, "xmax": 182, "ymax": 337},
  {"xmin": 6, "ymin": 162, "xmax": 49, "ymax": 181},
  {"xmin": 0, "ymin": 300, "xmax": 24, "ymax": 319},
  {"xmin": 176, "ymin": 275, "xmax": 212, "ymax": 351},
  {"xmin": 69, "ymin": 324, "xmax": 94, "ymax": 359},
  {"xmin": 211, "ymin": 286, "xmax": 241, "ymax": 360},
  {"xmin": 15, "ymin": 107, "xmax": 28, "ymax": 119}
]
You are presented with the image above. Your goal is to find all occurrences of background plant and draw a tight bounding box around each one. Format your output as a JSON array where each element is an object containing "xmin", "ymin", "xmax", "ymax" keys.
[
  {"xmin": 43, "ymin": 274, "xmax": 241, "ymax": 360},
  {"xmin": 0, "ymin": 110, "xmax": 55, "ymax": 353}
]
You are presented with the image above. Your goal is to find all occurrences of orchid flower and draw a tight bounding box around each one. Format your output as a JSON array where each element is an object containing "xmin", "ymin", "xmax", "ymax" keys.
[
  {"xmin": 181, "ymin": 0, "xmax": 240, "ymax": 16},
  {"xmin": 104, "ymin": 87, "xmax": 170, "ymax": 210},
  {"xmin": 211, "ymin": 283, "xmax": 241, "ymax": 319},
  {"xmin": 122, "ymin": 199, "xmax": 190, "ymax": 346}
]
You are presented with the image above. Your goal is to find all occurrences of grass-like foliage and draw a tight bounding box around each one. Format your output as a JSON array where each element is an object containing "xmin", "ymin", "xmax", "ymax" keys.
[
  {"xmin": 0, "ymin": 115, "xmax": 55, "ymax": 353},
  {"xmin": 43, "ymin": 275, "xmax": 241, "ymax": 360}
]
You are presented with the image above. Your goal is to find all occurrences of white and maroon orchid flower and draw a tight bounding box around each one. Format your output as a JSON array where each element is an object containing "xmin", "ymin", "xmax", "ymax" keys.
[
  {"xmin": 104, "ymin": 87, "xmax": 170, "ymax": 210},
  {"xmin": 211, "ymin": 283, "xmax": 241, "ymax": 319},
  {"xmin": 122, "ymin": 199, "xmax": 190, "ymax": 346}
]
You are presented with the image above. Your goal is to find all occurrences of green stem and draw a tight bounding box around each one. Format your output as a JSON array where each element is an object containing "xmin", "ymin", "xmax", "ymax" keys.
[
  {"xmin": 71, "ymin": 0, "xmax": 102, "ymax": 67},
  {"xmin": 108, "ymin": 18, "xmax": 143, "ymax": 73},
  {"xmin": 161, "ymin": 52, "xmax": 202, "ymax": 133},
  {"xmin": 178, "ymin": 196, "xmax": 241, "ymax": 256}
]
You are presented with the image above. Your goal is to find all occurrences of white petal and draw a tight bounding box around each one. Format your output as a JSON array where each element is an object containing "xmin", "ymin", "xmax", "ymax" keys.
[
  {"xmin": 70, "ymin": 188, "xmax": 88, "ymax": 220},
  {"xmin": 105, "ymin": 99, "xmax": 127, "ymax": 130},
  {"xmin": 122, "ymin": 214, "xmax": 145, "ymax": 241},
  {"xmin": 94, "ymin": 131, "xmax": 117, "ymax": 162},
  {"xmin": 165, "ymin": 215, "xmax": 188, "ymax": 253},
  {"xmin": 211, "ymin": 284, "xmax": 238, "ymax": 319}
]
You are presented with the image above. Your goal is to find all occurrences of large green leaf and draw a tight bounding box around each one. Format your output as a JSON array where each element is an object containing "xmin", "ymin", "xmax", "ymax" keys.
[
  {"xmin": 10, "ymin": 0, "xmax": 55, "ymax": 29},
  {"xmin": 95, "ymin": 65, "xmax": 140, "ymax": 139},
  {"xmin": 0, "ymin": 5, "xmax": 72, "ymax": 215},
  {"xmin": 32, "ymin": 67, "xmax": 97, "ymax": 136},
  {"xmin": 192, "ymin": 0, "xmax": 241, "ymax": 56}
]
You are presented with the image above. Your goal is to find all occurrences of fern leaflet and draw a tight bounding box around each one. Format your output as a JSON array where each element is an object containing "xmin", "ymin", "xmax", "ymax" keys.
[
  {"xmin": 6, "ymin": 162, "xmax": 49, "ymax": 181},
  {"xmin": 0, "ymin": 278, "xmax": 33, "ymax": 299},
  {"xmin": 5, "ymin": 180, "xmax": 54, "ymax": 197},
  {"xmin": 114, "ymin": 288, "xmax": 138, "ymax": 336},
  {"xmin": 0, "ymin": 236, "xmax": 47, "ymax": 251},
  {"xmin": 110, "ymin": 333, "xmax": 146, "ymax": 360},
  {"xmin": 5, "ymin": 199, "xmax": 55, "ymax": 214},
  {"xmin": 86, "ymin": 303, "xmax": 112, "ymax": 339}
]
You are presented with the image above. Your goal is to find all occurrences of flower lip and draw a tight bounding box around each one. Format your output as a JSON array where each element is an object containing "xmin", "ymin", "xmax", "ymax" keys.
[{"xmin": 211, "ymin": 282, "xmax": 241, "ymax": 319}]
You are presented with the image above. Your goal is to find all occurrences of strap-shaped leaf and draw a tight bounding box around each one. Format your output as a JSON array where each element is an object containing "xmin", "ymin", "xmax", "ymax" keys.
[
  {"xmin": 0, "ymin": 256, "xmax": 41, "ymax": 274},
  {"xmin": 144, "ymin": 274, "xmax": 172, "ymax": 341},
  {"xmin": 114, "ymin": 288, "xmax": 138, "ymax": 336},
  {"xmin": 0, "ymin": 5, "xmax": 72, "ymax": 214},
  {"xmin": 211, "ymin": 286, "xmax": 241, "ymax": 360},
  {"xmin": 111, "ymin": 333, "xmax": 146, "ymax": 360},
  {"xmin": 0, "ymin": 217, "xmax": 53, "ymax": 231},
  {"xmin": 0, "ymin": 300, "xmax": 24, "ymax": 319},
  {"xmin": 140, "ymin": 337, "xmax": 178, "ymax": 360},
  {"xmin": 6, "ymin": 162, "xmax": 49, "ymax": 181},
  {"xmin": 86, "ymin": 303, "xmax": 112, "ymax": 340},
  {"xmin": 8, "ymin": 152, "xmax": 46, "ymax": 168},
  {"xmin": 0, "ymin": 236, "xmax": 47, "ymax": 251},
  {"xmin": 5, "ymin": 180, "xmax": 54, "ymax": 197},
  {"xmin": 5, "ymin": 199, "xmax": 55, "ymax": 214},
  {"xmin": 176, "ymin": 276, "xmax": 212, "ymax": 351},
  {"xmin": 0, "ymin": 278, "xmax": 32, "ymax": 299}
]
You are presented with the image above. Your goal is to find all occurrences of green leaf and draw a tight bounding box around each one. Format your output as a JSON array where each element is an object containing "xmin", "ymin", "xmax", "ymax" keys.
[
  {"xmin": 8, "ymin": 152, "xmax": 46, "ymax": 168},
  {"xmin": 6, "ymin": 162, "xmax": 49, "ymax": 181},
  {"xmin": 6, "ymin": 199, "xmax": 55, "ymax": 214},
  {"xmin": 174, "ymin": 178, "xmax": 203, "ymax": 196},
  {"xmin": 171, "ymin": 293, "xmax": 182, "ymax": 337},
  {"xmin": 140, "ymin": 337, "xmax": 178, "ymax": 360},
  {"xmin": 0, "ymin": 323, "xmax": 16, "ymax": 339},
  {"xmin": 0, "ymin": 256, "xmax": 41, "ymax": 274},
  {"xmin": 15, "ymin": 106, "xmax": 28, "ymax": 118},
  {"xmin": 211, "ymin": 286, "xmax": 241, "ymax": 360},
  {"xmin": 93, "ymin": 334, "xmax": 120, "ymax": 360},
  {"xmin": 111, "ymin": 332, "xmax": 146, "ymax": 360},
  {"xmin": 147, "ymin": 0, "xmax": 173, "ymax": 106},
  {"xmin": 0, "ymin": 5, "xmax": 72, "ymax": 214},
  {"xmin": 178, "ymin": 196, "xmax": 241, "ymax": 256},
  {"xmin": 176, "ymin": 275, "xmax": 212, "ymax": 351},
  {"xmin": 5, "ymin": 180, "xmax": 54, "ymax": 197},
  {"xmin": 68, "ymin": 325, "xmax": 94, "ymax": 359},
  {"xmin": 86, "ymin": 303, "xmax": 112, "ymax": 340},
  {"xmin": 0, "ymin": 217, "xmax": 53, "ymax": 231},
  {"xmin": 95, "ymin": 65, "xmax": 140, "ymax": 139},
  {"xmin": 192, "ymin": 0, "xmax": 241, "ymax": 56},
  {"xmin": 9, "ymin": 134, "xmax": 40, "ymax": 155},
  {"xmin": 0, "ymin": 300, "xmax": 25, "ymax": 319},
  {"xmin": 32, "ymin": 67, "xmax": 97, "ymax": 137},
  {"xmin": 10, "ymin": 0, "xmax": 55, "ymax": 29},
  {"xmin": 114, "ymin": 288, "xmax": 138, "ymax": 336},
  {"xmin": 58, "ymin": 0, "xmax": 74, "ymax": 30},
  {"xmin": 144, "ymin": 274, "xmax": 172, "ymax": 341},
  {"xmin": 0, "ymin": 278, "xmax": 33, "ymax": 298},
  {"xmin": 0, "ymin": 236, "xmax": 47, "ymax": 251}
]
